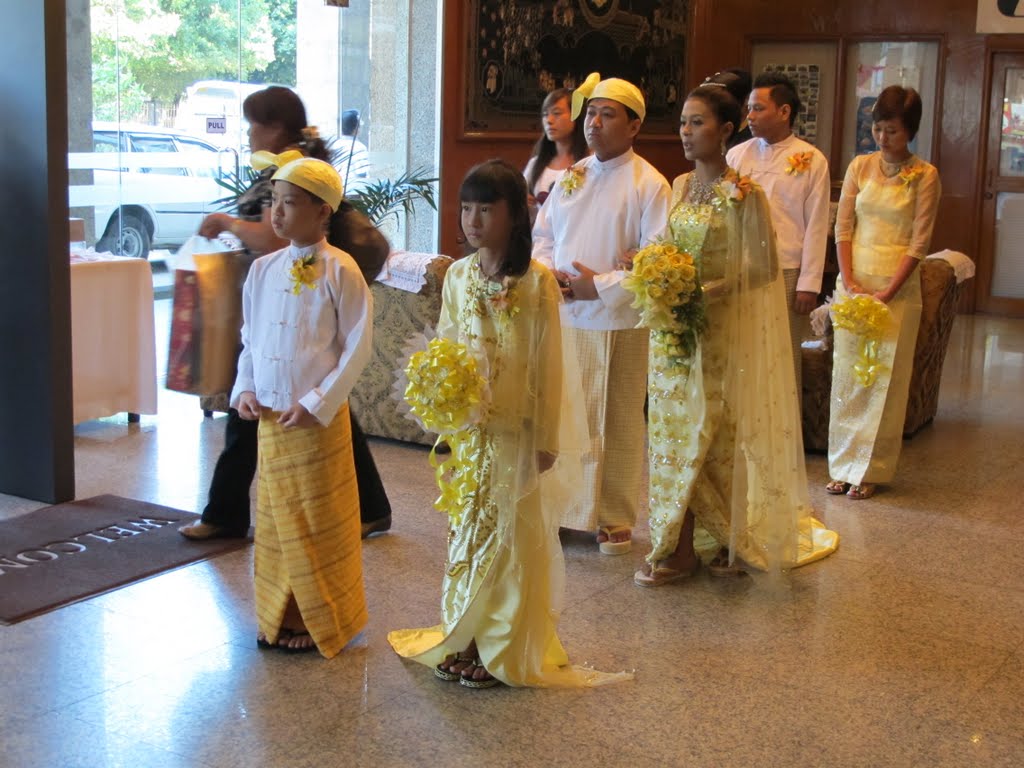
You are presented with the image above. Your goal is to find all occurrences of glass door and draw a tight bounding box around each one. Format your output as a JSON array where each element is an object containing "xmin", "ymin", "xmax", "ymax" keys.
[{"xmin": 979, "ymin": 53, "xmax": 1024, "ymax": 317}]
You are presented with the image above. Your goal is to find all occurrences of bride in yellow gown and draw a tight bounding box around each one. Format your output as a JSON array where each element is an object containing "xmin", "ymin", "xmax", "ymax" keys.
[
  {"xmin": 634, "ymin": 84, "xmax": 838, "ymax": 587},
  {"xmin": 388, "ymin": 160, "xmax": 628, "ymax": 687}
]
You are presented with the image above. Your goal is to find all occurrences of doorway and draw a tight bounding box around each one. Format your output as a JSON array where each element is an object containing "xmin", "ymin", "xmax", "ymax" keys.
[{"xmin": 979, "ymin": 52, "xmax": 1024, "ymax": 317}]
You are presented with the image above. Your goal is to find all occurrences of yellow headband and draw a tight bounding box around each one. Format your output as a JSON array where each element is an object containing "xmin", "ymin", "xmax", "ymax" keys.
[
  {"xmin": 570, "ymin": 72, "xmax": 646, "ymax": 122},
  {"xmin": 271, "ymin": 158, "xmax": 343, "ymax": 212},
  {"xmin": 250, "ymin": 149, "xmax": 305, "ymax": 172}
]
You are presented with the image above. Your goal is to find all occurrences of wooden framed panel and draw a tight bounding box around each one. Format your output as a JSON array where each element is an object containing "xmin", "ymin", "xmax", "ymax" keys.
[{"xmin": 460, "ymin": 0, "xmax": 689, "ymax": 138}]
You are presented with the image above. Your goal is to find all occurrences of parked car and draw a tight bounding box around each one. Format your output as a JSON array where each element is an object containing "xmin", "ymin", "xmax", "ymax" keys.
[{"xmin": 80, "ymin": 123, "xmax": 234, "ymax": 260}]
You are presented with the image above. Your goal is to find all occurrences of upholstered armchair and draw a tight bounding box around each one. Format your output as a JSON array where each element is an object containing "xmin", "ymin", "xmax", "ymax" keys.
[{"xmin": 349, "ymin": 252, "xmax": 453, "ymax": 445}]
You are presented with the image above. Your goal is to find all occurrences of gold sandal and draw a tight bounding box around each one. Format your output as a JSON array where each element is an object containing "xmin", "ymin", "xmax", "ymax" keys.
[{"xmin": 847, "ymin": 483, "xmax": 876, "ymax": 500}]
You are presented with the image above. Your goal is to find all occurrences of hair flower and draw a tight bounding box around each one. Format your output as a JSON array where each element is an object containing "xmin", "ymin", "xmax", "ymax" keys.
[
  {"xmin": 560, "ymin": 164, "xmax": 586, "ymax": 197},
  {"xmin": 786, "ymin": 151, "xmax": 814, "ymax": 175},
  {"xmin": 719, "ymin": 168, "xmax": 754, "ymax": 204},
  {"xmin": 288, "ymin": 252, "xmax": 319, "ymax": 295},
  {"xmin": 300, "ymin": 125, "xmax": 320, "ymax": 142}
]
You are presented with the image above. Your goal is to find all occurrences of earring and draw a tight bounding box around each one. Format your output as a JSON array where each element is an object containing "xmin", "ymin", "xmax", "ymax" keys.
[{"xmin": 720, "ymin": 138, "xmax": 727, "ymax": 156}]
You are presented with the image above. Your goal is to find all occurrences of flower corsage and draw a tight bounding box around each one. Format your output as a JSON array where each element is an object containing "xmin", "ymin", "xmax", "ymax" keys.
[
  {"xmin": 621, "ymin": 242, "xmax": 706, "ymax": 365},
  {"xmin": 288, "ymin": 253, "xmax": 318, "ymax": 295},
  {"xmin": 898, "ymin": 164, "xmax": 924, "ymax": 188},
  {"xmin": 786, "ymin": 151, "xmax": 814, "ymax": 175},
  {"xmin": 719, "ymin": 168, "xmax": 754, "ymax": 204},
  {"xmin": 560, "ymin": 164, "xmax": 586, "ymax": 197},
  {"xmin": 830, "ymin": 293, "xmax": 892, "ymax": 387}
]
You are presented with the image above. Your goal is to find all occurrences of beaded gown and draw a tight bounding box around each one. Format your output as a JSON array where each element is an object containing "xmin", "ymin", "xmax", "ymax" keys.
[{"xmin": 645, "ymin": 172, "xmax": 838, "ymax": 569}]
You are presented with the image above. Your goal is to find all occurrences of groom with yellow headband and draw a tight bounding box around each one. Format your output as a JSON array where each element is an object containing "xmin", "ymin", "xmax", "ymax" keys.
[{"xmin": 533, "ymin": 72, "xmax": 671, "ymax": 555}]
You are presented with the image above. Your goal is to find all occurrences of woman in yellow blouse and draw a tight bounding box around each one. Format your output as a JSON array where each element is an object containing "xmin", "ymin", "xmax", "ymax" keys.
[{"xmin": 826, "ymin": 86, "xmax": 941, "ymax": 500}]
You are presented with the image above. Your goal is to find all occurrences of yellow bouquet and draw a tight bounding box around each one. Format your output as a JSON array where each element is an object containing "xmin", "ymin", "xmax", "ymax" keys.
[
  {"xmin": 403, "ymin": 336, "xmax": 489, "ymax": 524},
  {"xmin": 831, "ymin": 294, "xmax": 892, "ymax": 386},
  {"xmin": 621, "ymin": 242, "xmax": 705, "ymax": 364},
  {"xmin": 403, "ymin": 336, "xmax": 488, "ymax": 435}
]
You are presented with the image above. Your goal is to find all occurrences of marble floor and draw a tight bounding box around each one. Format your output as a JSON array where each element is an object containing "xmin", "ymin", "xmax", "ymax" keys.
[{"xmin": 1, "ymin": 311, "xmax": 1022, "ymax": 768}]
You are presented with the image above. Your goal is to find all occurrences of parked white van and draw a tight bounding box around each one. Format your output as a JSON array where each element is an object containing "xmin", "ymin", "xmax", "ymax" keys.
[{"xmin": 174, "ymin": 80, "xmax": 268, "ymax": 148}]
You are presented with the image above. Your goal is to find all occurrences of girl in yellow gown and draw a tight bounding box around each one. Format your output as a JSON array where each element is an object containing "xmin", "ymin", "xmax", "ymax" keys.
[
  {"xmin": 388, "ymin": 160, "xmax": 627, "ymax": 688},
  {"xmin": 634, "ymin": 84, "xmax": 838, "ymax": 587},
  {"xmin": 826, "ymin": 86, "xmax": 941, "ymax": 500}
]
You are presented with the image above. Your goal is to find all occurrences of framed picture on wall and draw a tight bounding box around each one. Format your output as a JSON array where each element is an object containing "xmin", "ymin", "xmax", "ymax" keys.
[
  {"xmin": 840, "ymin": 40, "xmax": 940, "ymax": 172},
  {"xmin": 750, "ymin": 41, "xmax": 839, "ymax": 164},
  {"xmin": 461, "ymin": 0, "xmax": 689, "ymax": 138}
]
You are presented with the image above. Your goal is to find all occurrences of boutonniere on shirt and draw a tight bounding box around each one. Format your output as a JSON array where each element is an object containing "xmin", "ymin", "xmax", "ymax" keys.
[
  {"xmin": 719, "ymin": 168, "xmax": 754, "ymax": 204},
  {"xmin": 559, "ymin": 164, "xmax": 586, "ymax": 197},
  {"xmin": 786, "ymin": 151, "xmax": 814, "ymax": 175},
  {"xmin": 898, "ymin": 165, "xmax": 924, "ymax": 188},
  {"xmin": 288, "ymin": 252, "xmax": 318, "ymax": 295}
]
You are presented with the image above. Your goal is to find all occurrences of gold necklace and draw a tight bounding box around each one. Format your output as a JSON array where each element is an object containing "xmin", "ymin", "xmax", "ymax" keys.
[
  {"xmin": 879, "ymin": 154, "xmax": 910, "ymax": 178},
  {"xmin": 476, "ymin": 254, "xmax": 503, "ymax": 281},
  {"xmin": 687, "ymin": 171, "xmax": 725, "ymax": 205}
]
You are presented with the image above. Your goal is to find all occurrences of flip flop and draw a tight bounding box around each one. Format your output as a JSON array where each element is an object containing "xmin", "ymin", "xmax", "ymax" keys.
[
  {"xmin": 708, "ymin": 548, "xmax": 748, "ymax": 578},
  {"xmin": 597, "ymin": 525, "xmax": 632, "ymax": 555},
  {"xmin": 634, "ymin": 559, "xmax": 699, "ymax": 588},
  {"xmin": 459, "ymin": 660, "xmax": 500, "ymax": 689},
  {"xmin": 434, "ymin": 653, "xmax": 472, "ymax": 682}
]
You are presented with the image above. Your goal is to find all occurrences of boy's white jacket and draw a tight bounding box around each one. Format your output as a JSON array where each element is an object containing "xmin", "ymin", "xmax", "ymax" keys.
[{"xmin": 231, "ymin": 239, "xmax": 373, "ymax": 426}]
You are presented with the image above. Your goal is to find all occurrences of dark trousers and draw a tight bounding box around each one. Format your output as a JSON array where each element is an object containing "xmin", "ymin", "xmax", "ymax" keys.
[{"xmin": 200, "ymin": 407, "xmax": 392, "ymax": 532}]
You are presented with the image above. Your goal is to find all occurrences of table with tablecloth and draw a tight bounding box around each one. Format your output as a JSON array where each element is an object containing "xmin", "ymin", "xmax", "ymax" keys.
[{"xmin": 70, "ymin": 254, "xmax": 157, "ymax": 423}]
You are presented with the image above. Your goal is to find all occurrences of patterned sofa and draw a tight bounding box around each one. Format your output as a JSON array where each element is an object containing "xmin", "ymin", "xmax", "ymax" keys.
[
  {"xmin": 349, "ymin": 252, "xmax": 453, "ymax": 445},
  {"xmin": 801, "ymin": 258, "xmax": 962, "ymax": 452}
]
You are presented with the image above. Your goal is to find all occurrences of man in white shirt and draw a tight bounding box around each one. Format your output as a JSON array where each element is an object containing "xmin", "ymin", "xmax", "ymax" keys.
[
  {"xmin": 533, "ymin": 73, "xmax": 671, "ymax": 555},
  {"xmin": 727, "ymin": 72, "xmax": 830, "ymax": 387}
]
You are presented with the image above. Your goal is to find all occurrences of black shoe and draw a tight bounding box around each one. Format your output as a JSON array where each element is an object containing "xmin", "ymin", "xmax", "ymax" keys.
[{"xmin": 360, "ymin": 515, "xmax": 392, "ymax": 539}]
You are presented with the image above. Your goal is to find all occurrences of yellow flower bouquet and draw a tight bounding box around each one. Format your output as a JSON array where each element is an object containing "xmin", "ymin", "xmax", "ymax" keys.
[
  {"xmin": 831, "ymin": 293, "xmax": 892, "ymax": 386},
  {"xmin": 621, "ymin": 242, "xmax": 706, "ymax": 363},
  {"xmin": 403, "ymin": 336, "xmax": 488, "ymax": 435},
  {"xmin": 401, "ymin": 335, "xmax": 490, "ymax": 524}
]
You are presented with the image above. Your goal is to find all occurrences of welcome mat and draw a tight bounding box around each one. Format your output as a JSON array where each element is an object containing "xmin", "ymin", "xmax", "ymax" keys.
[{"xmin": 0, "ymin": 494, "xmax": 250, "ymax": 624}]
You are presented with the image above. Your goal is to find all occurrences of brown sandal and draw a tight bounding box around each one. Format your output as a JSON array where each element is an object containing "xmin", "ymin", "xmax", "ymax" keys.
[{"xmin": 708, "ymin": 548, "xmax": 747, "ymax": 578}]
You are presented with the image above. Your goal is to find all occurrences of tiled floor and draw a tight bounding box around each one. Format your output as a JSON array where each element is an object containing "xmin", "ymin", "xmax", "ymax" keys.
[{"xmin": 1, "ymin": 312, "xmax": 1022, "ymax": 767}]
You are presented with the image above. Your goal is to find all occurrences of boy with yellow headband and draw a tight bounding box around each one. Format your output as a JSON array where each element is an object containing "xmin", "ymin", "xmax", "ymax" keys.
[
  {"xmin": 232, "ymin": 157, "xmax": 373, "ymax": 656},
  {"xmin": 533, "ymin": 73, "xmax": 671, "ymax": 555}
]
